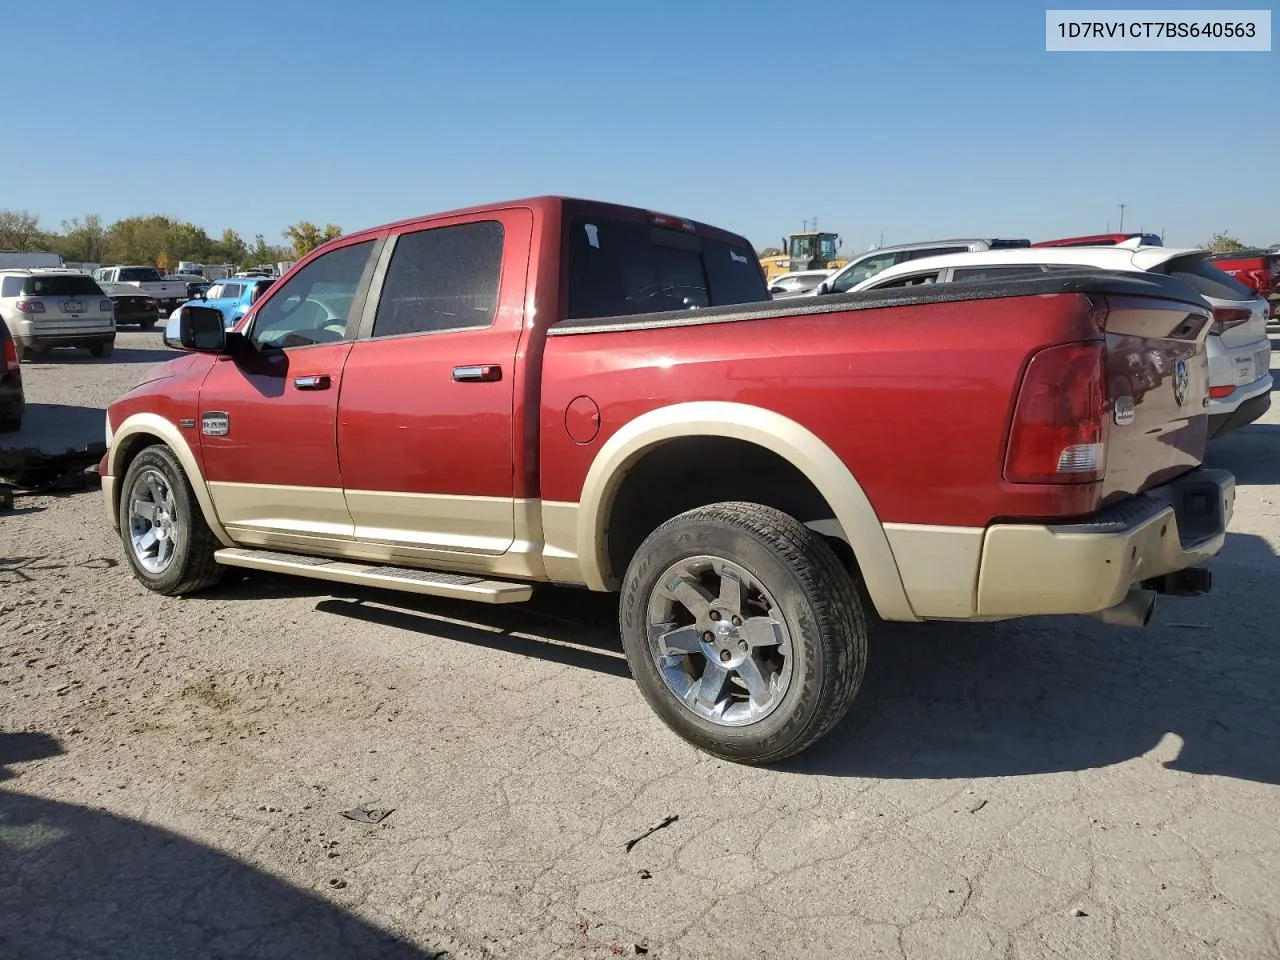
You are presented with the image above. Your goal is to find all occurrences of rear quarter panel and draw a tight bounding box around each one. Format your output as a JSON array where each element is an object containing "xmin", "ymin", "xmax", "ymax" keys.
[{"xmin": 540, "ymin": 292, "xmax": 1113, "ymax": 528}]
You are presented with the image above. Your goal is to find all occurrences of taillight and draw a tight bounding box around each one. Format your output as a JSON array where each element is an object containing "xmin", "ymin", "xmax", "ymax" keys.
[
  {"xmin": 1005, "ymin": 341, "xmax": 1107, "ymax": 485},
  {"xmin": 1209, "ymin": 385, "xmax": 1235, "ymax": 399},
  {"xmin": 145, "ymin": 298, "xmax": 159, "ymax": 308},
  {"xmin": 100, "ymin": 299, "xmax": 113, "ymax": 312},
  {"xmin": 4, "ymin": 338, "xmax": 17, "ymax": 371},
  {"xmin": 15, "ymin": 298, "xmax": 45, "ymax": 313},
  {"xmin": 1210, "ymin": 307, "xmax": 1251, "ymax": 335}
]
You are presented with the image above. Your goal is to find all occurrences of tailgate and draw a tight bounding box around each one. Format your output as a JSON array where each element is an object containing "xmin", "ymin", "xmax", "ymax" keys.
[{"xmin": 1100, "ymin": 293, "xmax": 1211, "ymax": 502}]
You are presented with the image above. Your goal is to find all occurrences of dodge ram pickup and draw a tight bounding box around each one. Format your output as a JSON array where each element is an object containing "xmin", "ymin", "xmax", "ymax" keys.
[{"xmin": 100, "ymin": 196, "xmax": 1235, "ymax": 764}]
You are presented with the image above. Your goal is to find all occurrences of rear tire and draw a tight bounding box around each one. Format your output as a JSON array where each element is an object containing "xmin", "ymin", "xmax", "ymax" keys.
[
  {"xmin": 619, "ymin": 501, "xmax": 868, "ymax": 765},
  {"xmin": 118, "ymin": 446, "xmax": 225, "ymax": 596},
  {"xmin": 89, "ymin": 340, "xmax": 115, "ymax": 358}
]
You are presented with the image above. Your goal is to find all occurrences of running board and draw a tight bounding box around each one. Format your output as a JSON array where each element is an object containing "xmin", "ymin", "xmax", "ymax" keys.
[{"xmin": 213, "ymin": 548, "xmax": 534, "ymax": 604}]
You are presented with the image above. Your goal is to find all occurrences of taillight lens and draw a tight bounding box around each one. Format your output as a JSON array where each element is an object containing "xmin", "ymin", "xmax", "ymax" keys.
[
  {"xmin": 1005, "ymin": 341, "xmax": 1107, "ymax": 484},
  {"xmin": 4, "ymin": 338, "xmax": 17, "ymax": 371},
  {"xmin": 100, "ymin": 299, "xmax": 113, "ymax": 312},
  {"xmin": 1209, "ymin": 385, "xmax": 1235, "ymax": 399},
  {"xmin": 145, "ymin": 298, "xmax": 159, "ymax": 308},
  {"xmin": 1211, "ymin": 307, "xmax": 1251, "ymax": 335},
  {"xmin": 15, "ymin": 298, "xmax": 45, "ymax": 314}
]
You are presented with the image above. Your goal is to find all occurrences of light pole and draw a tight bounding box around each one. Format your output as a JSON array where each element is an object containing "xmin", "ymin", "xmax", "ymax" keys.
[{"xmin": 1118, "ymin": 204, "xmax": 1126, "ymax": 233}]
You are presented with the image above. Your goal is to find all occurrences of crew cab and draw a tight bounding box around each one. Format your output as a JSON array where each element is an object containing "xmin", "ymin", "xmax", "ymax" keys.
[
  {"xmin": 100, "ymin": 197, "xmax": 1234, "ymax": 764},
  {"xmin": 92, "ymin": 266, "xmax": 188, "ymax": 314}
]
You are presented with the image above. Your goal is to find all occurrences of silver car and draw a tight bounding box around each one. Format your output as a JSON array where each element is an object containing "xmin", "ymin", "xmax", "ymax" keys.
[{"xmin": 0, "ymin": 269, "xmax": 116, "ymax": 360}]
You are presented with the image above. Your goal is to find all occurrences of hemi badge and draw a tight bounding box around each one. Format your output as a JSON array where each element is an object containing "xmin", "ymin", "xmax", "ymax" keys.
[
  {"xmin": 179, "ymin": 418, "xmax": 196, "ymax": 429},
  {"xmin": 1113, "ymin": 396, "xmax": 1135, "ymax": 426},
  {"xmin": 201, "ymin": 412, "xmax": 230, "ymax": 437}
]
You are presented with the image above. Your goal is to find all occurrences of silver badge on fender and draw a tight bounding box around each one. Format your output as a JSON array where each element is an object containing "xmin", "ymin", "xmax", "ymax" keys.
[
  {"xmin": 1172, "ymin": 360, "xmax": 1189, "ymax": 408},
  {"xmin": 201, "ymin": 411, "xmax": 230, "ymax": 437}
]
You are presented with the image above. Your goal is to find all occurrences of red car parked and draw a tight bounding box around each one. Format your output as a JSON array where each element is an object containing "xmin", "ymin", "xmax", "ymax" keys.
[
  {"xmin": 100, "ymin": 196, "xmax": 1234, "ymax": 763},
  {"xmin": 1206, "ymin": 249, "xmax": 1279, "ymax": 319}
]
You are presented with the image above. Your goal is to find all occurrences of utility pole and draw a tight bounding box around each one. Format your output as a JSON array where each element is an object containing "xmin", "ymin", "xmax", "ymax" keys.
[
  {"xmin": 801, "ymin": 219, "xmax": 809, "ymax": 233},
  {"xmin": 1118, "ymin": 204, "xmax": 1126, "ymax": 233}
]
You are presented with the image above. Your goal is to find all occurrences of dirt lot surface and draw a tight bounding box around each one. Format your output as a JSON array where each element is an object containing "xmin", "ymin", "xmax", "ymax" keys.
[{"xmin": 3, "ymin": 329, "xmax": 1279, "ymax": 959}]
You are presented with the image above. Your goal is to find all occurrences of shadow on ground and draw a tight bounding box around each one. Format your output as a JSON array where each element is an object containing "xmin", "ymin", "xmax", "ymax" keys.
[
  {"xmin": 1206, "ymin": 423, "xmax": 1280, "ymax": 485},
  {"xmin": 0, "ymin": 733, "xmax": 443, "ymax": 960},
  {"xmin": 211, "ymin": 527, "xmax": 1279, "ymax": 786}
]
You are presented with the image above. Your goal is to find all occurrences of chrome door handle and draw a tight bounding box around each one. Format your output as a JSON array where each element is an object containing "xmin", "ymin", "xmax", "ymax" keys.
[
  {"xmin": 452, "ymin": 364, "xmax": 502, "ymax": 383},
  {"xmin": 293, "ymin": 374, "xmax": 331, "ymax": 390}
]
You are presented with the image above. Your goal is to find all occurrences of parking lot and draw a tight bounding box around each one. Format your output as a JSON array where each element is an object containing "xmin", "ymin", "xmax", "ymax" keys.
[{"xmin": 2, "ymin": 327, "xmax": 1278, "ymax": 959}]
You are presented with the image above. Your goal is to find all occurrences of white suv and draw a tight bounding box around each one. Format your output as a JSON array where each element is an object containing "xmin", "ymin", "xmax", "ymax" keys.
[
  {"xmin": 0, "ymin": 268, "xmax": 116, "ymax": 361},
  {"xmin": 843, "ymin": 242, "xmax": 1273, "ymax": 440}
]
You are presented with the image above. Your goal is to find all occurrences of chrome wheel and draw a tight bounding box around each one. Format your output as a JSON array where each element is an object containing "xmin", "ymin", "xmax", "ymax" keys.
[
  {"xmin": 646, "ymin": 555, "xmax": 794, "ymax": 727},
  {"xmin": 127, "ymin": 468, "xmax": 180, "ymax": 574}
]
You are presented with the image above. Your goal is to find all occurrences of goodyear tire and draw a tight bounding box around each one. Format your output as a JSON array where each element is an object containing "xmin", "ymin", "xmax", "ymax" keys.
[
  {"xmin": 619, "ymin": 501, "xmax": 868, "ymax": 764},
  {"xmin": 118, "ymin": 446, "xmax": 225, "ymax": 596}
]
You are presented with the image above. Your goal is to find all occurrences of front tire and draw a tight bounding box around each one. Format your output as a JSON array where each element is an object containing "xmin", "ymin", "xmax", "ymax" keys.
[
  {"xmin": 118, "ymin": 446, "xmax": 225, "ymax": 595},
  {"xmin": 619, "ymin": 501, "xmax": 868, "ymax": 765}
]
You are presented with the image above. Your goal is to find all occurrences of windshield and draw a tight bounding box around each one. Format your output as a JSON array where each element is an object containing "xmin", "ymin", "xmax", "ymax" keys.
[
  {"xmin": 818, "ymin": 236, "xmax": 837, "ymax": 260},
  {"xmin": 566, "ymin": 216, "xmax": 766, "ymax": 320}
]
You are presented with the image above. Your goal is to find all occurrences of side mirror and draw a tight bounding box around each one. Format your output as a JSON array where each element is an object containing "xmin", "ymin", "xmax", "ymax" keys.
[
  {"xmin": 164, "ymin": 305, "xmax": 227, "ymax": 353},
  {"xmin": 814, "ymin": 281, "xmax": 831, "ymax": 295}
]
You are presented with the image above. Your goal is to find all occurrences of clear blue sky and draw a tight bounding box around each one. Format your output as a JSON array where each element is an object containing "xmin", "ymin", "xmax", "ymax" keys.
[{"xmin": 4, "ymin": 0, "xmax": 1276, "ymax": 252}]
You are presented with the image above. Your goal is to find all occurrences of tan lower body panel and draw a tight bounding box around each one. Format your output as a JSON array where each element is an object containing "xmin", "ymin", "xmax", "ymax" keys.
[
  {"xmin": 214, "ymin": 548, "xmax": 534, "ymax": 603},
  {"xmin": 208, "ymin": 481, "xmax": 355, "ymax": 539},
  {"xmin": 343, "ymin": 489, "xmax": 515, "ymax": 556},
  {"xmin": 882, "ymin": 524, "xmax": 984, "ymax": 619}
]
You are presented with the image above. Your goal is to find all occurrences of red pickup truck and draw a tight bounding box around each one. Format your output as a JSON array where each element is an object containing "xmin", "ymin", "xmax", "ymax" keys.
[
  {"xmin": 1206, "ymin": 248, "xmax": 1279, "ymax": 319},
  {"xmin": 101, "ymin": 196, "xmax": 1235, "ymax": 764}
]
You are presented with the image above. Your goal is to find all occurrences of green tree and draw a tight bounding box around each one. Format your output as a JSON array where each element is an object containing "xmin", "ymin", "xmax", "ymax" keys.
[
  {"xmin": 283, "ymin": 221, "xmax": 342, "ymax": 259},
  {"xmin": 0, "ymin": 209, "xmax": 46, "ymax": 251},
  {"xmin": 1205, "ymin": 231, "xmax": 1247, "ymax": 253},
  {"xmin": 247, "ymin": 234, "xmax": 291, "ymax": 267},
  {"xmin": 757, "ymin": 247, "xmax": 784, "ymax": 257},
  {"xmin": 56, "ymin": 214, "xmax": 109, "ymax": 262},
  {"xmin": 213, "ymin": 228, "xmax": 248, "ymax": 265}
]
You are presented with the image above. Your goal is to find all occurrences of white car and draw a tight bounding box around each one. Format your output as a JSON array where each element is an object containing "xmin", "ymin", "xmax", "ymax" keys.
[
  {"xmin": 0, "ymin": 268, "xmax": 116, "ymax": 361},
  {"xmin": 768, "ymin": 270, "xmax": 833, "ymax": 299},
  {"xmin": 846, "ymin": 241, "xmax": 1273, "ymax": 439}
]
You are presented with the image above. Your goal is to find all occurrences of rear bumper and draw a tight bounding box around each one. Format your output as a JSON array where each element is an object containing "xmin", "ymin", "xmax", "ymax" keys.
[
  {"xmin": 1208, "ymin": 391, "xmax": 1272, "ymax": 439},
  {"xmin": 974, "ymin": 467, "xmax": 1235, "ymax": 618}
]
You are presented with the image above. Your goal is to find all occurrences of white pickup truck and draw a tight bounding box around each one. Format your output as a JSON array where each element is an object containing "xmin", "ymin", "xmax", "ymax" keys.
[{"xmin": 92, "ymin": 266, "xmax": 187, "ymax": 314}]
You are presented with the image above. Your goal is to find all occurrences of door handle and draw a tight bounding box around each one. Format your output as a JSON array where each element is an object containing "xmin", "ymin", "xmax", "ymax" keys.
[
  {"xmin": 452, "ymin": 364, "xmax": 502, "ymax": 383},
  {"xmin": 293, "ymin": 374, "xmax": 331, "ymax": 390}
]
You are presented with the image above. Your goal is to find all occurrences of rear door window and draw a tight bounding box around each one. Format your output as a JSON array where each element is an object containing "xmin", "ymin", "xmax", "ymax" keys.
[
  {"xmin": 951, "ymin": 265, "xmax": 1048, "ymax": 282},
  {"xmin": 872, "ymin": 271, "xmax": 941, "ymax": 289},
  {"xmin": 566, "ymin": 216, "xmax": 766, "ymax": 320},
  {"xmin": 1, "ymin": 276, "xmax": 22, "ymax": 297},
  {"xmin": 371, "ymin": 220, "xmax": 504, "ymax": 338}
]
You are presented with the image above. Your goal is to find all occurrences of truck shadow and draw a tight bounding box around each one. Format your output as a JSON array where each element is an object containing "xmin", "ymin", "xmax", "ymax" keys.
[
  {"xmin": 0, "ymin": 733, "xmax": 440, "ymax": 960},
  {"xmin": 276, "ymin": 529, "xmax": 1280, "ymax": 786},
  {"xmin": 788, "ymin": 529, "xmax": 1280, "ymax": 784},
  {"xmin": 1207, "ymin": 424, "xmax": 1280, "ymax": 485}
]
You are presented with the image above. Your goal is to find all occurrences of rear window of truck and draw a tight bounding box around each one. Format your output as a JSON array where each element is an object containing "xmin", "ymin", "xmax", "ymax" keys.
[
  {"xmin": 20, "ymin": 275, "xmax": 103, "ymax": 297},
  {"xmin": 118, "ymin": 267, "xmax": 162, "ymax": 282},
  {"xmin": 566, "ymin": 216, "xmax": 767, "ymax": 320}
]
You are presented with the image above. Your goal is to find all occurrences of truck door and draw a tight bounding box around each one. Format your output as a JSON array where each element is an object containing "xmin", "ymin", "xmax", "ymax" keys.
[
  {"xmin": 336, "ymin": 208, "xmax": 533, "ymax": 561},
  {"xmin": 196, "ymin": 235, "xmax": 383, "ymax": 551}
]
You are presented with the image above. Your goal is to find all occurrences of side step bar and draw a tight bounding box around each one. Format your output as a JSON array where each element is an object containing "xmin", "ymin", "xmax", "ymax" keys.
[{"xmin": 214, "ymin": 548, "xmax": 534, "ymax": 604}]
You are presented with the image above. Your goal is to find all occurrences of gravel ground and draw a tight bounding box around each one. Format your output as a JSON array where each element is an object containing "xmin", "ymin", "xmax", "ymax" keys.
[{"xmin": 2, "ymin": 328, "xmax": 1278, "ymax": 960}]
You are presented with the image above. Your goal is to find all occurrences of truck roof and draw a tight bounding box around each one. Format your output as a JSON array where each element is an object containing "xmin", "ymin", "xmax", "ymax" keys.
[{"xmin": 337, "ymin": 196, "xmax": 752, "ymax": 248}]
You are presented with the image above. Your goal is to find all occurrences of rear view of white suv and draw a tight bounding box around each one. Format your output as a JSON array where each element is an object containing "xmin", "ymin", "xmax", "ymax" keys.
[{"xmin": 0, "ymin": 269, "xmax": 116, "ymax": 361}]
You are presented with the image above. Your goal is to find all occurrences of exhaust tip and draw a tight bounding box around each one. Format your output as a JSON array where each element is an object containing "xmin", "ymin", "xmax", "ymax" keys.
[{"xmin": 1090, "ymin": 588, "xmax": 1157, "ymax": 628}]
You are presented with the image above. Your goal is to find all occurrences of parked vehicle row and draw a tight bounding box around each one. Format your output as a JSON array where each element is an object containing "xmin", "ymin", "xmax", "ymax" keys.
[
  {"xmin": 91, "ymin": 266, "xmax": 187, "ymax": 315},
  {"xmin": 101, "ymin": 194, "xmax": 1233, "ymax": 764}
]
